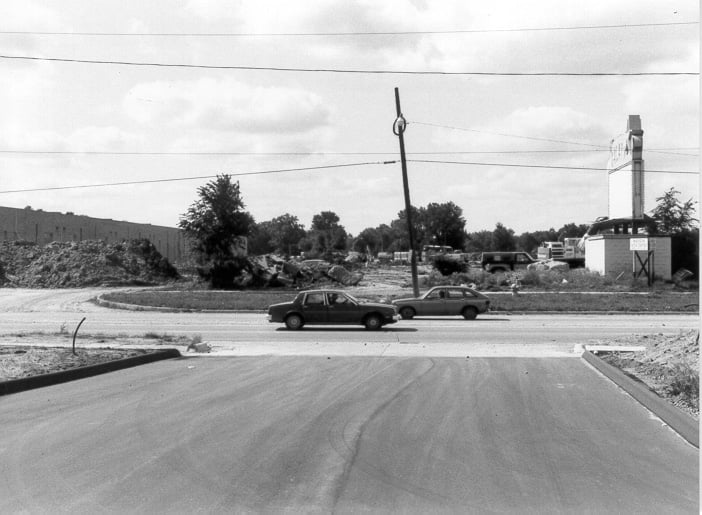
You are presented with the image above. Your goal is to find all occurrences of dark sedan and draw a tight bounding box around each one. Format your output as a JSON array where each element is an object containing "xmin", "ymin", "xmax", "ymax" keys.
[
  {"xmin": 392, "ymin": 286, "xmax": 490, "ymax": 320},
  {"xmin": 268, "ymin": 290, "xmax": 399, "ymax": 330}
]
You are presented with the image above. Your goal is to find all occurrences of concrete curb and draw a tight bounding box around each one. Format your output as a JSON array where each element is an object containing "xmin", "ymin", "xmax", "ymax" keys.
[
  {"xmin": 0, "ymin": 348, "xmax": 182, "ymax": 396},
  {"xmin": 580, "ymin": 349, "xmax": 699, "ymax": 448}
]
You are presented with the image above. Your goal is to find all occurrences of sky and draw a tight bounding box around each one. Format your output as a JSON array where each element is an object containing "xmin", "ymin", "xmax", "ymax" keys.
[{"xmin": 1, "ymin": 1, "xmax": 699, "ymax": 237}]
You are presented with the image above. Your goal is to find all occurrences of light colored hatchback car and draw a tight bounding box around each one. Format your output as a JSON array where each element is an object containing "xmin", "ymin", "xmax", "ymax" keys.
[{"xmin": 392, "ymin": 286, "xmax": 490, "ymax": 320}]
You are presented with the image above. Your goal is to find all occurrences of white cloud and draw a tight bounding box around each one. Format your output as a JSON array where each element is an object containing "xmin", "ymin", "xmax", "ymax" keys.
[
  {"xmin": 124, "ymin": 78, "xmax": 331, "ymax": 133},
  {"xmin": 66, "ymin": 126, "xmax": 142, "ymax": 151}
]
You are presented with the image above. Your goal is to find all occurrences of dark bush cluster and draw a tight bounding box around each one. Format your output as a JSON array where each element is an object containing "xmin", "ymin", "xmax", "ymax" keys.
[{"xmin": 432, "ymin": 255, "xmax": 466, "ymax": 276}]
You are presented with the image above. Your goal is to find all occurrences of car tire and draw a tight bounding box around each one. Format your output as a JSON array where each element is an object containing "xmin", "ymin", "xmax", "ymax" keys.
[
  {"xmin": 285, "ymin": 314, "xmax": 304, "ymax": 330},
  {"xmin": 364, "ymin": 314, "xmax": 382, "ymax": 330},
  {"xmin": 462, "ymin": 306, "xmax": 478, "ymax": 320},
  {"xmin": 399, "ymin": 307, "xmax": 415, "ymax": 320}
]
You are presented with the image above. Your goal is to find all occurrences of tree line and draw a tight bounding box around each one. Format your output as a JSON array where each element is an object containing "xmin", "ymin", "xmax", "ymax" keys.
[{"xmin": 179, "ymin": 175, "xmax": 698, "ymax": 286}]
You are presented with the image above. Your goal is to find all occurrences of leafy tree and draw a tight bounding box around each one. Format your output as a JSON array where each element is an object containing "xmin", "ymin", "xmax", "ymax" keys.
[
  {"xmin": 423, "ymin": 201, "xmax": 466, "ymax": 250},
  {"xmin": 179, "ymin": 175, "xmax": 254, "ymax": 288},
  {"xmin": 247, "ymin": 222, "xmax": 275, "ymax": 255},
  {"xmin": 557, "ymin": 223, "xmax": 589, "ymax": 239},
  {"xmin": 266, "ymin": 213, "xmax": 306, "ymax": 256},
  {"xmin": 491, "ymin": 222, "xmax": 516, "ymax": 251},
  {"xmin": 353, "ymin": 227, "xmax": 381, "ymax": 254},
  {"xmin": 391, "ymin": 206, "xmax": 425, "ymax": 252},
  {"xmin": 650, "ymin": 188, "xmax": 699, "ymax": 233},
  {"xmin": 649, "ymin": 189, "xmax": 700, "ymax": 276},
  {"xmin": 465, "ymin": 230, "xmax": 493, "ymax": 253},
  {"xmin": 308, "ymin": 211, "xmax": 348, "ymax": 255},
  {"xmin": 517, "ymin": 229, "xmax": 557, "ymax": 254}
]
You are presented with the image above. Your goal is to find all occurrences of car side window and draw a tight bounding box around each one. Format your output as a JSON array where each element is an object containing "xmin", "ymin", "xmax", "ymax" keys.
[
  {"xmin": 447, "ymin": 289, "xmax": 464, "ymax": 299},
  {"xmin": 304, "ymin": 293, "xmax": 325, "ymax": 306},
  {"xmin": 328, "ymin": 293, "xmax": 349, "ymax": 305},
  {"xmin": 426, "ymin": 290, "xmax": 442, "ymax": 300}
]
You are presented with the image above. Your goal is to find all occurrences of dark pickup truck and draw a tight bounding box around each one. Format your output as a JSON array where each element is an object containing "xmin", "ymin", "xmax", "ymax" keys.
[{"xmin": 479, "ymin": 251, "xmax": 536, "ymax": 273}]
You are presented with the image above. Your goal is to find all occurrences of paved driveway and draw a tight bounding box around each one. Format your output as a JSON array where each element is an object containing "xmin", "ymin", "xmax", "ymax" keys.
[{"xmin": 1, "ymin": 356, "xmax": 697, "ymax": 513}]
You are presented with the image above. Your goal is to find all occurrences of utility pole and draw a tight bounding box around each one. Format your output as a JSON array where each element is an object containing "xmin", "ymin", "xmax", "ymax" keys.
[{"xmin": 393, "ymin": 87, "xmax": 420, "ymax": 297}]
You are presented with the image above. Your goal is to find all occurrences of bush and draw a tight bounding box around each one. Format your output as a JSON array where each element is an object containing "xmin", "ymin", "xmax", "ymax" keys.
[
  {"xmin": 432, "ymin": 255, "xmax": 466, "ymax": 276},
  {"xmin": 667, "ymin": 363, "xmax": 699, "ymax": 408},
  {"xmin": 198, "ymin": 257, "xmax": 248, "ymax": 289}
]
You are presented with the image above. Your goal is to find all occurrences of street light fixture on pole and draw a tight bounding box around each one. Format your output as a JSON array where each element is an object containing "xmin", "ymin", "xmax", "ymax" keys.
[{"xmin": 393, "ymin": 87, "xmax": 420, "ymax": 297}]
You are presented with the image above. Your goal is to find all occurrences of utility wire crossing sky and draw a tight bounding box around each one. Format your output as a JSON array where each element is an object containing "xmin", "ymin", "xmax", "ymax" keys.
[{"xmin": 1, "ymin": 1, "xmax": 698, "ymax": 234}]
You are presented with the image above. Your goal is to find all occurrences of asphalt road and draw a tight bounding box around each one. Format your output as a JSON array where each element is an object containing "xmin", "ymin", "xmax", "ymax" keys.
[
  {"xmin": 1, "ymin": 356, "xmax": 698, "ymax": 513},
  {"xmin": 0, "ymin": 288, "xmax": 698, "ymax": 512},
  {"xmin": 0, "ymin": 289, "xmax": 696, "ymax": 357}
]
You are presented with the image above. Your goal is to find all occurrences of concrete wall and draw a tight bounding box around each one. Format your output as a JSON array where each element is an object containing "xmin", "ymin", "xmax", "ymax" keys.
[
  {"xmin": 585, "ymin": 234, "xmax": 672, "ymax": 281},
  {"xmin": 0, "ymin": 206, "xmax": 187, "ymax": 263}
]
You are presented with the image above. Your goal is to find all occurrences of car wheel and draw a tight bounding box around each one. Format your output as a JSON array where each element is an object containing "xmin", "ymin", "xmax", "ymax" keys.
[
  {"xmin": 462, "ymin": 306, "xmax": 478, "ymax": 320},
  {"xmin": 364, "ymin": 314, "xmax": 382, "ymax": 330},
  {"xmin": 285, "ymin": 314, "xmax": 304, "ymax": 330},
  {"xmin": 399, "ymin": 307, "xmax": 415, "ymax": 320}
]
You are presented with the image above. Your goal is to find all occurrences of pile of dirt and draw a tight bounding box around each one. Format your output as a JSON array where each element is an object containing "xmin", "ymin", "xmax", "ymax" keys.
[
  {"xmin": 600, "ymin": 329, "xmax": 699, "ymax": 418},
  {"xmin": 0, "ymin": 239, "xmax": 179, "ymax": 288}
]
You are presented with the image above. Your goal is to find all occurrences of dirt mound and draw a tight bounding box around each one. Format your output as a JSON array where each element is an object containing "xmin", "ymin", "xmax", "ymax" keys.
[
  {"xmin": 601, "ymin": 330, "xmax": 699, "ymax": 417},
  {"xmin": 0, "ymin": 239, "xmax": 179, "ymax": 288}
]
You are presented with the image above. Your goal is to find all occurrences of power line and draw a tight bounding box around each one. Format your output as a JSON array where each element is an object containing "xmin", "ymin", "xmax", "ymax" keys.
[
  {"xmin": 407, "ymin": 158, "xmax": 699, "ymax": 174},
  {"xmin": 0, "ymin": 54, "xmax": 697, "ymax": 76},
  {"xmin": 1, "ymin": 158, "xmax": 696, "ymax": 196},
  {"xmin": 0, "ymin": 161, "xmax": 397, "ymax": 194},
  {"xmin": 411, "ymin": 121, "xmax": 700, "ymax": 156},
  {"xmin": 1, "ymin": 21, "xmax": 697, "ymax": 37},
  {"xmin": 0, "ymin": 148, "xmax": 697, "ymax": 156}
]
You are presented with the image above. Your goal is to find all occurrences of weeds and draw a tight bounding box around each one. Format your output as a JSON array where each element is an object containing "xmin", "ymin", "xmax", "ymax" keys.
[{"xmin": 667, "ymin": 363, "xmax": 699, "ymax": 408}]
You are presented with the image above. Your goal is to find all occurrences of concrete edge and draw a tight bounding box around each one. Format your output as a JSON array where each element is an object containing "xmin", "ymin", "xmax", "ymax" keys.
[
  {"xmin": 579, "ymin": 349, "xmax": 699, "ymax": 448},
  {"xmin": 0, "ymin": 348, "xmax": 182, "ymax": 396}
]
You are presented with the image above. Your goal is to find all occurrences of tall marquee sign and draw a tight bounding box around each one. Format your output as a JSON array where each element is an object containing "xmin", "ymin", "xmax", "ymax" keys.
[{"xmin": 607, "ymin": 115, "xmax": 644, "ymax": 219}]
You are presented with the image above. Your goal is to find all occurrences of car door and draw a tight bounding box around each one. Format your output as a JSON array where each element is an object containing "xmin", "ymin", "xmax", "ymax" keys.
[
  {"xmin": 420, "ymin": 288, "xmax": 446, "ymax": 316},
  {"xmin": 445, "ymin": 288, "xmax": 468, "ymax": 315},
  {"xmin": 326, "ymin": 292, "xmax": 359, "ymax": 324},
  {"xmin": 301, "ymin": 292, "xmax": 328, "ymax": 323}
]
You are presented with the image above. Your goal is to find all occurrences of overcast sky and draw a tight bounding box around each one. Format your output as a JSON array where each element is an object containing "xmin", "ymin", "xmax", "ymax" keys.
[{"xmin": 1, "ymin": 1, "xmax": 698, "ymax": 236}]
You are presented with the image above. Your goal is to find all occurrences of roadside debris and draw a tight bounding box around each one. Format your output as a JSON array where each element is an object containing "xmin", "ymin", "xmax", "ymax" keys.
[
  {"xmin": 235, "ymin": 255, "xmax": 364, "ymax": 288},
  {"xmin": 186, "ymin": 342, "xmax": 212, "ymax": 353},
  {"xmin": 0, "ymin": 239, "xmax": 178, "ymax": 288}
]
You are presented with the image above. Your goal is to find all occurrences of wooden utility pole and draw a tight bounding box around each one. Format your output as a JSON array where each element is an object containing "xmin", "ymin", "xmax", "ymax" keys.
[{"xmin": 393, "ymin": 87, "xmax": 420, "ymax": 297}]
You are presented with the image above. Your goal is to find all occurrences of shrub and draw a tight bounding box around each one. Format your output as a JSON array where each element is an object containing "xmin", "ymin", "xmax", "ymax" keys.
[
  {"xmin": 666, "ymin": 363, "xmax": 699, "ymax": 408},
  {"xmin": 432, "ymin": 255, "xmax": 466, "ymax": 276}
]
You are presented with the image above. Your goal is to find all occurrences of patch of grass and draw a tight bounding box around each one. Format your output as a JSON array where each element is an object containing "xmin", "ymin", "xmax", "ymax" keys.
[
  {"xmin": 101, "ymin": 288, "xmax": 698, "ymax": 313},
  {"xmin": 667, "ymin": 363, "xmax": 699, "ymax": 409},
  {"xmin": 486, "ymin": 292, "xmax": 698, "ymax": 312},
  {"xmin": 103, "ymin": 290, "xmax": 297, "ymax": 311},
  {"xmin": 424, "ymin": 267, "xmax": 670, "ymax": 292}
]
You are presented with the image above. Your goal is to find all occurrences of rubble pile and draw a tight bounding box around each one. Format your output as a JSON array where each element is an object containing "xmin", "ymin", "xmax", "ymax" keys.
[
  {"xmin": 239, "ymin": 256, "xmax": 364, "ymax": 288},
  {"xmin": 0, "ymin": 240, "xmax": 364, "ymax": 289},
  {"xmin": 0, "ymin": 239, "xmax": 179, "ymax": 288}
]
